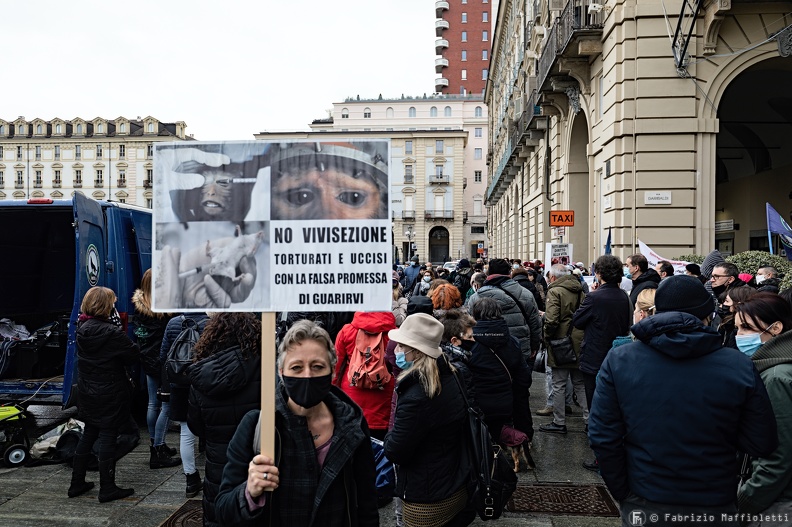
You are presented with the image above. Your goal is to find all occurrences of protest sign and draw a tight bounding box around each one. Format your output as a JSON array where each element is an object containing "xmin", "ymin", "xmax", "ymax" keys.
[
  {"xmin": 544, "ymin": 243, "xmax": 574, "ymax": 268},
  {"xmin": 638, "ymin": 240, "xmax": 690, "ymax": 275}
]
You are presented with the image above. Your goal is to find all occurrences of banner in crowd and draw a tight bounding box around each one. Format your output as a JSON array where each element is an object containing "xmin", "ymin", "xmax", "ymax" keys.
[
  {"xmin": 638, "ymin": 240, "xmax": 690, "ymax": 275},
  {"xmin": 544, "ymin": 243, "xmax": 573, "ymax": 268},
  {"xmin": 152, "ymin": 140, "xmax": 392, "ymax": 312},
  {"xmin": 766, "ymin": 202, "xmax": 792, "ymax": 261}
]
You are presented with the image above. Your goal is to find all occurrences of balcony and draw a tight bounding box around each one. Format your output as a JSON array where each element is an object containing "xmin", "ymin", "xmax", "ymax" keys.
[
  {"xmin": 404, "ymin": 175, "xmax": 414, "ymax": 184},
  {"xmin": 463, "ymin": 211, "xmax": 468, "ymax": 223},
  {"xmin": 53, "ymin": 180, "xmax": 61, "ymax": 188},
  {"xmin": 117, "ymin": 178, "xmax": 127, "ymax": 188},
  {"xmin": 34, "ymin": 180, "xmax": 42, "ymax": 188},
  {"xmin": 425, "ymin": 210, "xmax": 454, "ymax": 220},
  {"xmin": 402, "ymin": 210, "xmax": 416, "ymax": 220},
  {"xmin": 143, "ymin": 179, "xmax": 153, "ymax": 188},
  {"xmin": 94, "ymin": 179, "xmax": 104, "ymax": 188},
  {"xmin": 15, "ymin": 182, "xmax": 24, "ymax": 189},
  {"xmin": 430, "ymin": 174, "xmax": 450, "ymax": 184},
  {"xmin": 435, "ymin": 38, "xmax": 449, "ymax": 54},
  {"xmin": 435, "ymin": 77, "xmax": 449, "ymax": 91},
  {"xmin": 0, "ymin": 179, "xmax": 4, "ymax": 188},
  {"xmin": 73, "ymin": 181, "xmax": 82, "ymax": 188},
  {"xmin": 536, "ymin": 0, "xmax": 604, "ymax": 93},
  {"xmin": 435, "ymin": 19, "xmax": 449, "ymax": 36},
  {"xmin": 435, "ymin": 0, "xmax": 449, "ymax": 17},
  {"xmin": 435, "ymin": 57, "xmax": 449, "ymax": 73}
]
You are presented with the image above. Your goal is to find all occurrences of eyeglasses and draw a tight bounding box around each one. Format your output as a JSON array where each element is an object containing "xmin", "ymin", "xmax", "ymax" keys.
[{"xmin": 710, "ymin": 274, "xmax": 731, "ymax": 279}]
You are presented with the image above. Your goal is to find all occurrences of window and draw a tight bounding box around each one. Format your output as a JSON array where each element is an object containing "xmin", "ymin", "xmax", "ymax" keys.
[
  {"xmin": 482, "ymin": 50, "xmax": 488, "ymax": 60},
  {"xmin": 405, "ymin": 165, "xmax": 413, "ymax": 182},
  {"xmin": 474, "ymin": 148, "xmax": 482, "ymax": 159},
  {"xmin": 95, "ymin": 169, "xmax": 103, "ymax": 186},
  {"xmin": 430, "ymin": 106, "xmax": 438, "ymax": 117},
  {"xmin": 483, "ymin": 11, "xmax": 488, "ymax": 22},
  {"xmin": 482, "ymin": 69, "xmax": 488, "ymax": 80},
  {"xmin": 475, "ymin": 127, "xmax": 482, "ymax": 137},
  {"xmin": 147, "ymin": 122, "xmax": 154, "ymax": 133},
  {"xmin": 56, "ymin": 123, "xmax": 62, "ymax": 134},
  {"xmin": 436, "ymin": 140, "xmax": 444, "ymax": 154},
  {"xmin": 341, "ymin": 108, "xmax": 349, "ymax": 119},
  {"xmin": 147, "ymin": 144, "xmax": 153, "ymax": 158},
  {"xmin": 473, "ymin": 198, "xmax": 483, "ymax": 216},
  {"xmin": 474, "ymin": 170, "xmax": 482, "ymax": 182},
  {"xmin": 76, "ymin": 124, "xmax": 83, "ymax": 134},
  {"xmin": 146, "ymin": 168, "xmax": 153, "ymax": 182},
  {"xmin": 461, "ymin": 50, "xmax": 467, "ymax": 61},
  {"xmin": 0, "ymin": 125, "xmax": 4, "ymax": 135},
  {"xmin": 471, "ymin": 226, "xmax": 485, "ymax": 234},
  {"xmin": 118, "ymin": 169, "xmax": 126, "ymax": 186},
  {"xmin": 462, "ymin": 0, "xmax": 466, "ymax": 3},
  {"xmin": 0, "ymin": 171, "xmax": 4, "ymax": 186},
  {"xmin": 408, "ymin": 107, "xmax": 416, "ymax": 117},
  {"xmin": 16, "ymin": 171, "xmax": 23, "ymax": 185},
  {"xmin": 146, "ymin": 198, "xmax": 153, "ymax": 209},
  {"xmin": 35, "ymin": 170, "xmax": 42, "ymax": 186},
  {"xmin": 461, "ymin": 69, "xmax": 467, "ymax": 80},
  {"xmin": 54, "ymin": 170, "xmax": 61, "ymax": 184},
  {"xmin": 119, "ymin": 145, "xmax": 125, "ymax": 159},
  {"xmin": 75, "ymin": 170, "xmax": 82, "ymax": 184},
  {"xmin": 35, "ymin": 146, "xmax": 41, "ymax": 160},
  {"xmin": 435, "ymin": 165, "xmax": 444, "ymax": 177},
  {"xmin": 118, "ymin": 197, "xmax": 126, "ymax": 203},
  {"xmin": 17, "ymin": 124, "xmax": 25, "ymax": 135},
  {"xmin": 55, "ymin": 145, "xmax": 60, "ymax": 159},
  {"xmin": 475, "ymin": 106, "xmax": 483, "ymax": 117},
  {"xmin": 405, "ymin": 140, "xmax": 413, "ymax": 154},
  {"xmin": 36, "ymin": 124, "xmax": 42, "ymax": 134},
  {"xmin": 461, "ymin": 31, "xmax": 467, "ymax": 42},
  {"xmin": 444, "ymin": 106, "xmax": 452, "ymax": 117},
  {"xmin": 363, "ymin": 107, "xmax": 371, "ymax": 118},
  {"xmin": 482, "ymin": 30, "xmax": 488, "ymax": 41},
  {"xmin": 462, "ymin": 12, "xmax": 467, "ymax": 22},
  {"xmin": 119, "ymin": 123, "xmax": 125, "ymax": 132},
  {"xmin": 96, "ymin": 144, "xmax": 103, "ymax": 159},
  {"xmin": 386, "ymin": 107, "xmax": 394, "ymax": 118},
  {"xmin": 97, "ymin": 123, "xmax": 103, "ymax": 133},
  {"xmin": 75, "ymin": 145, "xmax": 81, "ymax": 159},
  {"xmin": 17, "ymin": 146, "xmax": 22, "ymax": 160},
  {"xmin": 0, "ymin": 146, "xmax": 3, "ymax": 158}
]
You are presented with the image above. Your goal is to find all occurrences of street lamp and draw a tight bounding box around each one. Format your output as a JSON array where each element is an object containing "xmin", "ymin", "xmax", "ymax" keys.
[{"xmin": 404, "ymin": 225, "xmax": 415, "ymax": 261}]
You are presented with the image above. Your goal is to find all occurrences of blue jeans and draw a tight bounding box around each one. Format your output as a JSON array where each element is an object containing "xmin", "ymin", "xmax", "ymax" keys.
[
  {"xmin": 146, "ymin": 374, "xmax": 171, "ymax": 446},
  {"xmin": 180, "ymin": 421, "xmax": 196, "ymax": 475}
]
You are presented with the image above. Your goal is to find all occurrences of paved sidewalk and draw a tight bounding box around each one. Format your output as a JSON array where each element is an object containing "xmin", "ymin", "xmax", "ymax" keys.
[{"xmin": 0, "ymin": 372, "xmax": 620, "ymax": 527}]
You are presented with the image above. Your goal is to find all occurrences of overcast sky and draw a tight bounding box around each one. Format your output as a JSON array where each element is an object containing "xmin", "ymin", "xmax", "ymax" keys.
[{"xmin": 8, "ymin": 0, "xmax": 438, "ymax": 140}]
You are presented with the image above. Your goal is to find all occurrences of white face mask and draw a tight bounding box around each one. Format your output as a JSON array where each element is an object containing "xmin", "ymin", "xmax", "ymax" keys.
[
  {"xmin": 756, "ymin": 275, "xmax": 767, "ymax": 284},
  {"xmin": 512, "ymin": 264, "xmax": 521, "ymax": 270}
]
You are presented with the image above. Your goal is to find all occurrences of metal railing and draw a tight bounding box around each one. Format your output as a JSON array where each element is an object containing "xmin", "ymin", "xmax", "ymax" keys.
[
  {"xmin": 402, "ymin": 210, "xmax": 416, "ymax": 219},
  {"xmin": 425, "ymin": 210, "xmax": 455, "ymax": 219},
  {"xmin": 430, "ymin": 174, "xmax": 450, "ymax": 184}
]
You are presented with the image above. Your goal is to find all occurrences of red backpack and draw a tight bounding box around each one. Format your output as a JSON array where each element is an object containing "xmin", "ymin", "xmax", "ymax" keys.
[{"xmin": 347, "ymin": 329, "xmax": 391, "ymax": 390}]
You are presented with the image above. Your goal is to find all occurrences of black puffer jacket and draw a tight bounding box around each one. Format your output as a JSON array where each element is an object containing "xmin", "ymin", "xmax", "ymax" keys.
[
  {"xmin": 513, "ymin": 273, "xmax": 545, "ymax": 312},
  {"xmin": 630, "ymin": 268, "xmax": 661, "ymax": 306},
  {"xmin": 76, "ymin": 317, "xmax": 139, "ymax": 429},
  {"xmin": 131, "ymin": 289, "xmax": 173, "ymax": 377},
  {"xmin": 384, "ymin": 357, "xmax": 471, "ymax": 503},
  {"xmin": 188, "ymin": 347, "xmax": 261, "ymax": 527}
]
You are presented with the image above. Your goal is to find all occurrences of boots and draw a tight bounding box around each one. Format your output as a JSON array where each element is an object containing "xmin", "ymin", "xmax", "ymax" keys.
[
  {"xmin": 149, "ymin": 438, "xmax": 177, "ymax": 457},
  {"xmin": 67, "ymin": 453, "xmax": 95, "ymax": 498},
  {"xmin": 185, "ymin": 471, "xmax": 202, "ymax": 498},
  {"xmin": 150, "ymin": 444, "xmax": 181, "ymax": 469},
  {"xmin": 98, "ymin": 459, "xmax": 134, "ymax": 503}
]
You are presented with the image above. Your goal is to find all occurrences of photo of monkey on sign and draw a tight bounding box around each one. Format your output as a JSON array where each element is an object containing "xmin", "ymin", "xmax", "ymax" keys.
[{"xmin": 269, "ymin": 141, "xmax": 389, "ymax": 220}]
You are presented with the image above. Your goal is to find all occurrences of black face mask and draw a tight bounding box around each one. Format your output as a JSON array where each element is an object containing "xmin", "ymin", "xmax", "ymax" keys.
[
  {"xmin": 712, "ymin": 284, "xmax": 727, "ymax": 297},
  {"xmin": 459, "ymin": 339, "xmax": 476, "ymax": 352},
  {"xmin": 281, "ymin": 374, "xmax": 332, "ymax": 409}
]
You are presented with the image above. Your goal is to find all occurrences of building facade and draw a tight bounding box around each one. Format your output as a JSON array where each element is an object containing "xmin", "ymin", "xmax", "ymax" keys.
[
  {"xmin": 0, "ymin": 116, "xmax": 190, "ymax": 206},
  {"xmin": 486, "ymin": 0, "xmax": 792, "ymax": 264},
  {"xmin": 435, "ymin": 0, "xmax": 494, "ymax": 95},
  {"xmin": 258, "ymin": 95, "xmax": 489, "ymax": 263}
]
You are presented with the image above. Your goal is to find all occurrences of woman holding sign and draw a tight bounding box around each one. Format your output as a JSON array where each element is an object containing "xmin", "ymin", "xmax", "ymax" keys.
[{"xmin": 214, "ymin": 320, "xmax": 378, "ymax": 527}]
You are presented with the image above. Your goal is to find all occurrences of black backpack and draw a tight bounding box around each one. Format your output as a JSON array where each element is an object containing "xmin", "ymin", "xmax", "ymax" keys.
[{"xmin": 165, "ymin": 316, "xmax": 200, "ymax": 385}]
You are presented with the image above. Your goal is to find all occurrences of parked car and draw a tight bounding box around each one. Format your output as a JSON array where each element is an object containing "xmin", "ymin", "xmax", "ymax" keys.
[{"xmin": 443, "ymin": 260, "xmax": 459, "ymax": 271}]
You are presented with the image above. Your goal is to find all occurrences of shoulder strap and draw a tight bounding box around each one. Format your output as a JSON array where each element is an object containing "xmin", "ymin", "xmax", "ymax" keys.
[
  {"xmin": 495, "ymin": 284, "xmax": 530, "ymax": 326},
  {"xmin": 487, "ymin": 347, "xmax": 512, "ymax": 383},
  {"xmin": 565, "ymin": 291, "xmax": 584, "ymax": 337}
]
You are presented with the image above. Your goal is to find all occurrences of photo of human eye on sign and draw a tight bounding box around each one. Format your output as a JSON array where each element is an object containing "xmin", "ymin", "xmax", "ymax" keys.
[{"xmin": 152, "ymin": 140, "xmax": 392, "ymax": 313}]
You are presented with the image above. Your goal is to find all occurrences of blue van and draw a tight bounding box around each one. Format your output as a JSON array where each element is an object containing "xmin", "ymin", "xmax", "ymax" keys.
[{"xmin": 0, "ymin": 193, "xmax": 151, "ymax": 407}]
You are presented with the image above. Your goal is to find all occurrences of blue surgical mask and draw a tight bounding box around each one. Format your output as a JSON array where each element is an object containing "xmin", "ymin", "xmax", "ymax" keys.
[
  {"xmin": 735, "ymin": 333, "xmax": 763, "ymax": 357},
  {"xmin": 623, "ymin": 267, "xmax": 632, "ymax": 280},
  {"xmin": 395, "ymin": 351, "xmax": 413, "ymax": 369},
  {"xmin": 423, "ymin": 276, "xmax": 431, "ymax": 283}
]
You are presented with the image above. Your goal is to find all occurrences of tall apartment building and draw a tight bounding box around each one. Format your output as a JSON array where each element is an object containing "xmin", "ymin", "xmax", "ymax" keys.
[
  {"xmin": 435, "ymin": 0, "xmax": 493, "ymax": 95},
  {"xmin": 0, "ymin": 116, "xmax": 191, "ymax": 206},
  {"xmin": 485, "ymin": 0, "xmax": 792, "ymax": 263},
  {"xmin": 258, "ymin": 95, "xmax": 489, "ymax": 263}
]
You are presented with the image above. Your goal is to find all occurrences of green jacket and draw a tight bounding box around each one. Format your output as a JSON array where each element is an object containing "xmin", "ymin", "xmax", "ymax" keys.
[
  {"xmin": 543, "ymin": 274, "xmax": 585, "ymax": 369},
  {"xmin": 738, "ymin": 330, "xmax": 792, "ymax": 513}
]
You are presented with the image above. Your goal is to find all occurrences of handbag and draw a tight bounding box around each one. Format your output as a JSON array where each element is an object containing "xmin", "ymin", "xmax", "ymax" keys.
[
  {"xmin": 448, "ymin": 358, "xmax": 517, "ymax": 521},
  {"xmin": 533, "ymin": 347, "xmax": 546, "ymax": 373}
]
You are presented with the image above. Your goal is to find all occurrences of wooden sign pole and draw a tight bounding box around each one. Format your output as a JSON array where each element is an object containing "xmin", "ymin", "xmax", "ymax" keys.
[{"xmin": 260, "ymin": 312, "xmax": 276, "ymax": 458}]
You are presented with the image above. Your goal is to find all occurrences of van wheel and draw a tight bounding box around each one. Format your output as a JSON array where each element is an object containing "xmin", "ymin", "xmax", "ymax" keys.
[{"xmin": 4, "ymin": 444, "xmax": 28, "ymax": 467}]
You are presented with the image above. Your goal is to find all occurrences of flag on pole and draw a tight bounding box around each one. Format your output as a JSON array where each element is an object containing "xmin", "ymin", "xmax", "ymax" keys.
[
  {"xmin": 766, "ymin": 202, "xmax": 792, "ymax": 261},
  {"xmin": 605, "ymin": 227, "xmax": 612, "ymax": 255}
]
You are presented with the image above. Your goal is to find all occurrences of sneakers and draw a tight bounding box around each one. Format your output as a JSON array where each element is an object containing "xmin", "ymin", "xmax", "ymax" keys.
[
  {"xmin": 535, "ymin": 406, "xmax": 553, "ymax": 416},
  {"xmin": 539, "ymin": 422, "xmax": 567, "ymax": 434},
  {"xmin": 582, "ymin": 459, "xmax": 600, "ymax": 472}
]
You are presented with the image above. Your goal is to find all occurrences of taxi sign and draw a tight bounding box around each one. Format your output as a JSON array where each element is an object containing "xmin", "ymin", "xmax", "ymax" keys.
[{"xmin": 549, "ymin": 210, "xmax": 574, "ymax": 227}]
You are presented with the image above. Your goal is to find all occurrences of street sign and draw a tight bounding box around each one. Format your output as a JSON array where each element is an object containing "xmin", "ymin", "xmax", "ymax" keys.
[
  {"xmin": 549, "ymin": 210, "xmax": 574, "ymax": 227},
  {"xmin": 554, "ymin": 227, "xmax": 566, "ymax": 237}
]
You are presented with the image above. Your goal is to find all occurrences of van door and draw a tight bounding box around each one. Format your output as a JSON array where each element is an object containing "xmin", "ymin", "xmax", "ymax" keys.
[{"xmin": 63, "ymin": 194, "xmax": 106, "ymax": 408}]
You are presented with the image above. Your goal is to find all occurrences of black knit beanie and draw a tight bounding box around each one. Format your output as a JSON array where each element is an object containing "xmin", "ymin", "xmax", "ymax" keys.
[{"xmin": 654, "ymin": 275, "xmax": 715, "ymax": 320}]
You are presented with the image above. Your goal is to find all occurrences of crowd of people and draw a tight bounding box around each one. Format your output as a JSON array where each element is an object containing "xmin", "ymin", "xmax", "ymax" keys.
[{"xmin": 67, "ymin": 250, "xmax": 792, "ymax": 527}]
